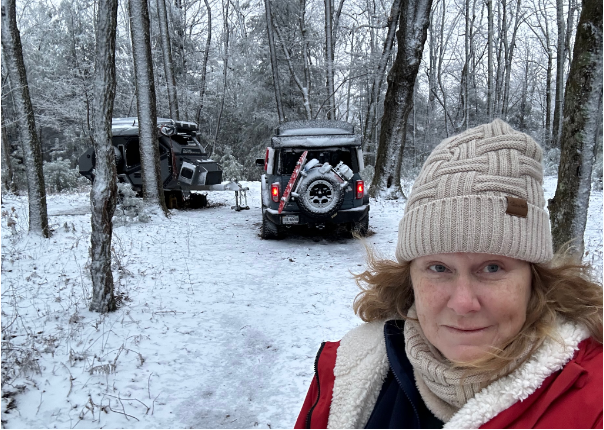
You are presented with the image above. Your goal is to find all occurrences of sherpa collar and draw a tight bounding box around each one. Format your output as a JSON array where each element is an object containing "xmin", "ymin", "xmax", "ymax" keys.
[{"xmin": 326, "ymin": 319, "xmax": 590, "ymax": 429}]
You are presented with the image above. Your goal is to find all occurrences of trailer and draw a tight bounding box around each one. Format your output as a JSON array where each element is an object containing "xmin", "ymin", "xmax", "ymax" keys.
[{"xmin": 78, "ymin": 117, "xmax": 249, "ymax": 210}]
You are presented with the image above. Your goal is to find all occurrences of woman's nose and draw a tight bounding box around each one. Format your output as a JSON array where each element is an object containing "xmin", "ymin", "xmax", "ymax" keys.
[{"xmin": 447, "ymin": 275, "xmax": 481, "ymax": 315}]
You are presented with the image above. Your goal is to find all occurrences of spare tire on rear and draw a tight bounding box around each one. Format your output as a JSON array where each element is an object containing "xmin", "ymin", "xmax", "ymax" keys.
[{"xmin": 296, "ymin": 167, "xmax": 345, "ymax": 219}]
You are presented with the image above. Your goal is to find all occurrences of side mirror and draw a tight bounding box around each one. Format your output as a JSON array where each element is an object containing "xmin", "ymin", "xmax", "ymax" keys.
[{"xmin": 255, "ymin": 158, "xmax": 265, "ymax": 166}]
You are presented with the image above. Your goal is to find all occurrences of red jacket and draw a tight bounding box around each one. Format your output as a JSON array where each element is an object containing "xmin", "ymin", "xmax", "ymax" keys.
[{"xmin": 295, "ymin": 323, "xmax": 602, "ymax": 429}]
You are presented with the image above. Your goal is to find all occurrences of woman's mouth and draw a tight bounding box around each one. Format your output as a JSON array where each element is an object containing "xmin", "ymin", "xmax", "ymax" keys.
[{"xmin": 444, "ymin": 325, "xmax": 489, "ymax": 333}]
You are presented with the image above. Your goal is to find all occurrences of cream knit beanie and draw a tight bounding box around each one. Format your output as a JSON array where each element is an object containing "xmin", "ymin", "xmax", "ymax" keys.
[{"xmin": 397, "ymin": 119, "xmax": 553, "ymax": 263}]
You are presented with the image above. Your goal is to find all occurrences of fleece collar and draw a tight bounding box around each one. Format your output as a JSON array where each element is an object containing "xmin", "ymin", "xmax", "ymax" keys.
[
  {"xmin": 327, "ymin": 321, "xmax": 389, "ymax": 429},
  {"xmin": 327, "ymin": 319, "xmax": 589, "ymax": 429}
]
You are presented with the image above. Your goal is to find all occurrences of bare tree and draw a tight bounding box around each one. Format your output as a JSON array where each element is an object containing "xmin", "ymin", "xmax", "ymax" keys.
[
  {"xmin": 528, "ymin": 0, "xmax": 554, "ymax": 145},
  {"xmin": 551, "ymin": 0, "xmax": 566, "ymax": 147},
  {"xmin": 549, "ymin": 0, "xmax": 602, "ymax": 258},
  {"xmin": 264, "ymin": 0, "xmax": 284, "ymax": 122},
  {"xmin": 363, "ymin": 0, "xmax": 402, "ymax": 149},
  {"xmin": 369, "ymin": 0, "xmax": 434, "ymax": 198},
  {"xmin": 273, "ymin": 25, "xmax": 312, "ymax": 119},
  {"xmin": 213, "ymin": 0, "xmax": 230, "ymax": 150},
  {"xmin": 1, "ymin": 0, "xmax": 49, "ymax": 237},
  {"xmin": 487, "ymin": 0, "xmax": 493, "ymax": 120},
  {"xmin": 156, "ymin": 0, "xmax": 179, "ymax": 120},
  {"xmin": 501, "ymin": 0, "xmax": 523, "ymax": 119},
  {"xmin": 1, "ymin": 120, "xmax": 16, "ymax": 193},
  {"xmin": 196, "ymin": 0, "xmax": 212, "ymax": 126},
  {"xmin": 129, "ymin": 0, "xmax": 168, "ymax": 215},
  {"xmin": 324, "ymin": 0, "xmax": 336, "ymax": 119},
  {"xmin": 89, "ymin": 0, "xmax": 119, "ymax": 313}
]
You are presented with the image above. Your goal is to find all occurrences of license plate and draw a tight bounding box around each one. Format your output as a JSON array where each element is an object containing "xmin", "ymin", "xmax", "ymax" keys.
[{"xmin": 282, "ymin": 215, "xmax": 299, "ymax": 225}]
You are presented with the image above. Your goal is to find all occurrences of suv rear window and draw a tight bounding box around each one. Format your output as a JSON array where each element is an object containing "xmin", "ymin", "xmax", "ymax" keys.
[{"xmin": 278, "ymin": 148, "xmax": 356, "ymax": 175}]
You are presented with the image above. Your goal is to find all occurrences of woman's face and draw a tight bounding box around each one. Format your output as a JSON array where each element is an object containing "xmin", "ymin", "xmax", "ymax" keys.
[{"xmin": 410, "ymin": 253, "xmax": 532, "ymax": 362}]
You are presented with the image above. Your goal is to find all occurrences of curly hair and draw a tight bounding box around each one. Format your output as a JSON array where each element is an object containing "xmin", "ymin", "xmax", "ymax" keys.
[{"xmin": 352, "ymin": 246, "xmax": 603, "ymax": 374}]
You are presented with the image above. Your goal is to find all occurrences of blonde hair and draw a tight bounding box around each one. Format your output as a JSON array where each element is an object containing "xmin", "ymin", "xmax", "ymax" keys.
[{"xmin": 353, "ymin": 246, "xmax": 603, "ymax": 374}]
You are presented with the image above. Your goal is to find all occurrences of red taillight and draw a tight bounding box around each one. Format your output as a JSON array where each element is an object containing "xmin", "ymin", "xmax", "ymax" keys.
[
  {"xmin": 356, "ymin": 180, "xmax": 364, "ymax": 199},
  {"xmin": 271, "ymin": 182, "xmax": 280, "ymax": 203},
  {"xmin": 264, "ymin": 148, "xmax": 269, "ymax": 171}
]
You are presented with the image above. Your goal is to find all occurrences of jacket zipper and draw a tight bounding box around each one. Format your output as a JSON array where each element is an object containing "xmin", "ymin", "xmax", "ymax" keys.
[
  {"xmin": 384, "ymin": 341, "xmax": 421, "ymax": 427},
  {"xmin": 305, "ymin": 341, "xmax": 326, "ymax": 429}
]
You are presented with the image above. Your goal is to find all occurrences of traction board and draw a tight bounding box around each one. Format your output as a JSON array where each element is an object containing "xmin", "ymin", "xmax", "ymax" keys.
[{"xmin": 278, "ymin": 151, "xmax": 308, "ymax": 214}]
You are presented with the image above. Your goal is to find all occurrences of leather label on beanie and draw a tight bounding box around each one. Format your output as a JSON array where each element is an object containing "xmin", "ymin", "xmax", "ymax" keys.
[{"xmin": 506, "ymin": 196, "xmax": 528, "ymax": 217}]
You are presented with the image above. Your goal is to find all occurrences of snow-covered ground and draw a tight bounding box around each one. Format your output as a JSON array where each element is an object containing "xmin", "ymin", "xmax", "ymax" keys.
[{"xmin": 1, "ymin": 177, "xmax": 601, "ymax": 429}]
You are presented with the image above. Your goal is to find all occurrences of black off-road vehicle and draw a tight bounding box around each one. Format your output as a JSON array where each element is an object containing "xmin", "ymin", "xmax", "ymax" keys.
[
  {"xmin": 79, "ymin": 117, "xmax": 248, "ymax": 209},
  {"xmin": 256, "ymin": 120, "xmax": 369, "ymax": 239}
]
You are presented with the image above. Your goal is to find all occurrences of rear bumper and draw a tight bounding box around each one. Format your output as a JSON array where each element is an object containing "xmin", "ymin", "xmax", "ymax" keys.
[{"xmin": 265, "ymin": 204, "xmax": 369, "ymax": 226}]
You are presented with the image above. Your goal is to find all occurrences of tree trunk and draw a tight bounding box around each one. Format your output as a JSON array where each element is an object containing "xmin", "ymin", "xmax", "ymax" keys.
[
  {"xmin": 464, "ymin": 0, "xmax": 469, "ymax": 129},
  {"xmin": 502, "ymin": 0, "xmax": 522, "ymax": 119},
  {"xmin": 264, "ymin": 0, "xmax": 284, "ymax": 122},
  {"xmin": 273, "ymin": 25, "xmax": 312, "ymax": 119},
  {"xmin": 1, "ymin": 0, "xmax": 49, "ymax": 237},
  {"xmin": 548, "ymin": 0, "xmax": 602, "ymax": 259},
  {"xmin": 299, "ymin": 0, "xmax": 312, "ymax": 116},
  {"xmin": 369, "ymin": 0, "xmax": 433, "ymax": 199},
  {"xmin": 129, "ymin": 0, "xmax": 168, "ymax": 215},
  {"xmin": 563, "ymin": 0, "xmax": 576, "ymax": 75},
  {"xmin": 518, "ymin": 49, "xmax": 530, "ymax": 130},
  {"xmin": 156, "ymin": 0, "xmax": 179, "ymax": 120},
  {"xmin": 213, "ymin": 0, "xmax": 230, "ymax": 152},
  {"xmin": 363, "ymin": 0, "xmax": 402, "ymax": 150},
  {"xmin": 324, "ymin": 0, "xmax": 336, "ymax": 119},
  {"xmin": 487, "ymin": 0, "xmax": 493, "ymax": 120},
  {"xmin": 1, "ymin": 121, "xmax": 16, "ymax": 193},
  {"xmin": 196, "ymin": 0, "xmax": 211, "ymax": 126},
  {"xmin": 544, "ymin": 50, "xmax": 553, "ymax": 145},
  {"xmin": 89, "ymin": 0, "xmax": 119, "ymax": 313},
  {"xmin": 552, "ymin": 0, "xmax": 566, "ymax": 147}
]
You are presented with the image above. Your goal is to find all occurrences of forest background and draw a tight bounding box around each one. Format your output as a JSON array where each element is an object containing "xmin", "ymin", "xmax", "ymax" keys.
[
  {"xmin": 1, "ymin": 0, "xmax": 603, "ymax": 427},
  {"xmin": 2, "ymin": 0, "xmax": 602, "ymax": 191}
]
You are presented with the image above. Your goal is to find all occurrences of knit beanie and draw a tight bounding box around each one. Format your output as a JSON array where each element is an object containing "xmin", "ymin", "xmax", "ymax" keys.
[{"xmin": 397, "ymin": 119, "xmax": 553, "ymax": 263}]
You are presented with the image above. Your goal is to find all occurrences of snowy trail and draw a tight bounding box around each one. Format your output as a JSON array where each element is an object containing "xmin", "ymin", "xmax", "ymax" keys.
[{"xmin": 1, "ymin": 178, "xmax": 601, "ymax": 429}]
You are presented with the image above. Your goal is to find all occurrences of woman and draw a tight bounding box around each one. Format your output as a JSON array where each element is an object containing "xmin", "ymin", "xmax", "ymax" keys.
[{"xmin": 295, "ymin": 119, "xmax": 603, "ymax": 429}]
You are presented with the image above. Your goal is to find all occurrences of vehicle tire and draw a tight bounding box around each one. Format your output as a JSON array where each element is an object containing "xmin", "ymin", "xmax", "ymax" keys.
[
  {"xmin": 349, "ymin": 216, "xmax": 369, "ymax": 237},
  {"xmin": 296, "ymin": 168, "xmax": 345, "ymax": 219},
  {"xmin": 261, "ymin": 209, "xmax": 281, "ymax": 239}
]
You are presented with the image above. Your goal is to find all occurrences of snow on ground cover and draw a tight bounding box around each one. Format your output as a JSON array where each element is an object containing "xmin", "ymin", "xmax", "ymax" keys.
[{"xmin": 1, "ymin": 177, "xmax": 601, "ymax": 429}]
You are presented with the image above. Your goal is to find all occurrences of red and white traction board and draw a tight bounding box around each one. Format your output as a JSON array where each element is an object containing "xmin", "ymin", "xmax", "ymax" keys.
[{"xmin": 278, "ymin": 151, "xmax": 308, "ymax": 214}]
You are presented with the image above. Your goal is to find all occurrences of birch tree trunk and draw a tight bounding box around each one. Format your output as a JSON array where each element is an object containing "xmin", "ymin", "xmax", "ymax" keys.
[
  {"xmin": 264, "ymin": 0, "xmax": 284, "ymax": 122},
  {"xmin": 129, "ymin": 0, "xmax": 168, "ymax": 215},
  {"xmin": 156, "ymin": 0, "xmax": 179, "ymax": 120},
  {"xmin": 363, "ymin": 0, "xmax": 402, "ymax": 149},
  {"xmin": 324, "ymin": 0, "xmax": 336, "ymax": 119},
  {"xmin": 548, "ymin": 0, "xmax": 602, "ymax": 259},
  {"xmin": 196, "ymin": 0, "xmax": 211, "ymax": 126},
  {"xmin": 1, "ymin": 0, "xmax": 49, "ymax": 237},
  {"xmin": 89, "ymin": 0, "xmax": 119, "ymax": 313},
  {"xmin": 369, "ymin": 0, "xmax": 433, "ymax": 199}
]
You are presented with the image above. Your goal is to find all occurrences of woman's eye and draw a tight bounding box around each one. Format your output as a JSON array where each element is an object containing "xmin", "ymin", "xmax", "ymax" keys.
[
  {"xmin": 428, "ymin": 264, "xmax": 448, "ymax": 273},
  {"xmin": 483, "ymin": 264, "xmax": 500, "ymax": 273}
]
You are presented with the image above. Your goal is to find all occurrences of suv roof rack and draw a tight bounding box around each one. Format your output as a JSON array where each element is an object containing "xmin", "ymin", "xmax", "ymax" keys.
[{"xmin": 275, "ymin": 120, "xmax": 355, "ymax": 136}]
